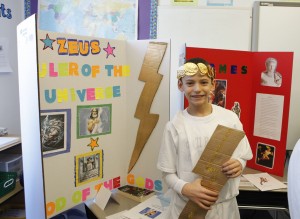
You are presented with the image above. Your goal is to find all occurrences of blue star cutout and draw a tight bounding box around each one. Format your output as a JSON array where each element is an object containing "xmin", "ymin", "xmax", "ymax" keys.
[{"xmin": 40, "ymin": 34, "xmax": 56, "ymax": 50}]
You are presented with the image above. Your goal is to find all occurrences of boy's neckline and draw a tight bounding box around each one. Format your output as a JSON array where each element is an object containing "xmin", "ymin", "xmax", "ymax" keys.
[{"xmin": 186, "ymin": 104, "xmax": 213, "ymax": 117}]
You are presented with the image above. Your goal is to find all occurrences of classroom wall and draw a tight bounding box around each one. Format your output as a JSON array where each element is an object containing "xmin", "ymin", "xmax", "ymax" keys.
[
  {"xmin": 0, "ymin": 0, "xmax": 148, "ymax": 137},
  {"xmin": 3, "ymin": 0, "xmax": 295, "ymax": 143},
  {"xmin": 0, "ymin": 0, "xmax": 286, "ymax": 136},
  {"xmin": 0, "ymin": 0, "xmax": 24, "ymax": 136},
  {"xmin": 159, "ymin": 0, "xmax": 260, "ymax": 7}
]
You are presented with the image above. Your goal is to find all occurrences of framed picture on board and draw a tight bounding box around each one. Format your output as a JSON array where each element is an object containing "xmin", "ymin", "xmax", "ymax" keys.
[
  {"xmin": 77, "ymin": 104, "xmax": 112, "ymax": 139},
  {"xmin": 40, "ymin": 109, "xmax": 71, "ymax": 157},
  {"xmin": 75, "ymin": 150, "xmax": 103, "ymax": 187}
]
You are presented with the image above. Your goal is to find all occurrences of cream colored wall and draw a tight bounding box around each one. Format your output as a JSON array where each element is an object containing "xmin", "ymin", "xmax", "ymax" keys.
[{"xmin": 0, "ymin": 0, "xmax": 24, "ymax": 136}]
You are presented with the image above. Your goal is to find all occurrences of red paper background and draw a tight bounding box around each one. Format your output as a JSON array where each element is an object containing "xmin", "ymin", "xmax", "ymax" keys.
[{"xmin": 185, "ymin": 47, "xmax": 293, "ymax": 176}]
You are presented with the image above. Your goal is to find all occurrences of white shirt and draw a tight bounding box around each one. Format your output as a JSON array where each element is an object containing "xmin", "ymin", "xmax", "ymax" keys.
[
  {"xmin": 288, "ymin": 139, "xmax": 300, "ymax": 219},
  {"xmin": 157, "ymin": 105, "xmax": 253, "ymax": 218}
]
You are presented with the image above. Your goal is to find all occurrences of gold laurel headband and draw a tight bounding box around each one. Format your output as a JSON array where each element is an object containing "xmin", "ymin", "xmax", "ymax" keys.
[{"xmin": 177, "ymin": 62, "xmax": 215, "ymax": 80}]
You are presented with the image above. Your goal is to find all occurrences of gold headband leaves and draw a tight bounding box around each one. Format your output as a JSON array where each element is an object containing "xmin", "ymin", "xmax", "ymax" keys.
[{"xmin": 177, "ymin": 62, "xmax": 215, "ymax": 80}]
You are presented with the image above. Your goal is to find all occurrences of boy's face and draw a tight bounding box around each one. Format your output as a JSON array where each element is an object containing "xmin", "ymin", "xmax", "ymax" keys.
[{"xmin": 178, "ymin": 73, "xmax": 214, "ymax": 107}]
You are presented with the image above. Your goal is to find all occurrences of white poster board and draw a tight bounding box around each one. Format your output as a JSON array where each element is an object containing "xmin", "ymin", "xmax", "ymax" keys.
[{"xmin": 18, "ymin": 15, "xmax": 170, "ymax": 218}]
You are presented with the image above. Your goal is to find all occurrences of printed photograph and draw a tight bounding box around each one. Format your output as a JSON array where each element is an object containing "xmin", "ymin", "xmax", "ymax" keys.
[
  {"xmin": 231, "ymin": 101, "xmax": 241, "ymax": 119},
  {"xmin": 261, "ymin": 57, "xmax": 282, "ymax": 87},
  {"xmin": 211, "ymin": 79, "xmax": 227, "ymax": 108},
  {"xmin": 75, "ymin": 150, "xmax": 103, "ymax": 187},
  {"xmin": 256, "ymin": 142, "xmax": 275, "ymax": 169},
  {"xmin": 40, "ymin": 109, "xmax": 71, "ymax": 157},
  {"xmin": 139, "ymin": 207, "xmax": 161, "ymax": 218},
  {"xmin": 77, "ymin": 104, "xmax": 112, "ymax": 138}
]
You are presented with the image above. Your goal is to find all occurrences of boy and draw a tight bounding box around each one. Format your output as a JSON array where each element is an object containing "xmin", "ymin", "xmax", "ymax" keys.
[{"xmin": 157, "ymin": 58, "xmax": 253, "ymax": 218}]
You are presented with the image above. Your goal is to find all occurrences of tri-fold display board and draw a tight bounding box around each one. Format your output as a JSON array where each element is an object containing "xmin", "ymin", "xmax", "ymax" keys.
[{"xmin": 17, "ymin": 15, "xmax": 170, "ymax": 218}]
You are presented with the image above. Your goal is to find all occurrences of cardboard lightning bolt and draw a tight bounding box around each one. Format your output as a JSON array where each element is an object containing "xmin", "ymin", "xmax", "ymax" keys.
[
  {"xmin": 127, "ymin": 42, "xmax": 168, "ymax": 173},
  {"xmin": 179, "ymin": 124, "xmax": 245, "ymax": 219}
]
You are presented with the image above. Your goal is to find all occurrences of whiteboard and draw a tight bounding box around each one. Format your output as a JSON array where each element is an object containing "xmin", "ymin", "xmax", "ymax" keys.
[
  {"xmin": 157, "ymin": 6, "xmax": 253, "ymax": 118},
  {"xmin": 252, "ymin": 1, "xmax": 300, "ymax": 150}
]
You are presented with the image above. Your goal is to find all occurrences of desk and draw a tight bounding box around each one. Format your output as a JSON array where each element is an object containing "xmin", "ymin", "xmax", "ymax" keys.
[
  {"xmin": 86, "ymin": 168, "xmax": 289, "ymax": 218},
  {"xmin": 237, "ymin": 167, "xmax": 289, "ymax": 219},
  {"xmin": 85, "ymin": 192, "xmax": 139, "ymax": 218}
]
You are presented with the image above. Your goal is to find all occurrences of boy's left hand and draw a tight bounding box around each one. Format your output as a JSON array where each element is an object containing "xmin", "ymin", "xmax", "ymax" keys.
[{"xmin": 221, "ymin": 159, "xmax": 242, "ymax": 178}]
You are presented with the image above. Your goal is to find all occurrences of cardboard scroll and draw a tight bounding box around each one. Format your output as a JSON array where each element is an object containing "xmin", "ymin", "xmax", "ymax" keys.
[{"xmin": 179, "ymin": 124, "xmax": 245, "ymax": 219}]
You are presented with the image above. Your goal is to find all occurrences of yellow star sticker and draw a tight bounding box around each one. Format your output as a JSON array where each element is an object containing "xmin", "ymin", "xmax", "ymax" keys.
[{"xmin": 87, "ymin": 137, "xmax": 99, "ymax": 151}]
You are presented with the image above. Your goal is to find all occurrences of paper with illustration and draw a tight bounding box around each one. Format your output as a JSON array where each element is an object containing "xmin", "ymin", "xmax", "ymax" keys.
[{"xmin": 243, "ymin": 172, "xmax": 287, "ymax": 191}]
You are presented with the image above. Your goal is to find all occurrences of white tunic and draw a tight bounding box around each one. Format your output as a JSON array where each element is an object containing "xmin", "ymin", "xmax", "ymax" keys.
[
  {"xmin": 157, "ymin": 105, "xmax": 253, "ymax": 219},
  {"xmin": 288, "ymin": 139, "xmax": 300, "ymax": 219}
]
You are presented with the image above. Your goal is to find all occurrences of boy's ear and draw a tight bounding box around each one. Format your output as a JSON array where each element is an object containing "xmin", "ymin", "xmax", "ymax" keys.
[
  {"xmin": 178, "ymin": 79, "xmax": 184, "ymax": 92},
  {"xmin": 212, "ymin": 79, "xmax": 215, "ymax": 85}
]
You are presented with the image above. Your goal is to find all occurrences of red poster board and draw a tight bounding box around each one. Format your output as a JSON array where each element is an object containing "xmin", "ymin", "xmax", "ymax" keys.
[{"xmin": 185, "ymin": 47, "xmax": 293, "ymax": 176}]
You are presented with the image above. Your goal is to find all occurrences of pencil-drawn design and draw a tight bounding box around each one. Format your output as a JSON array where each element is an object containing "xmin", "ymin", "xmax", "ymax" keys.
[
  {"xmin": 40, "ymin": 109, "xmax": 71, "ymax": 157},
  {"xmin": 260, "ymin": 177, "xmax": 268, "ymax": 185},
  {"xmin": 75, "ymin": 150, "xmax": 103, "ymax": 187}
]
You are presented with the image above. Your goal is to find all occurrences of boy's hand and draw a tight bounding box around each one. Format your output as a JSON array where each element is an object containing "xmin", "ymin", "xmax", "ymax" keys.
[
  {"xmin": 182, "ymin": 178, "xmax": 219, "ymax": 210},
  {"xmin": 222, "ymin": 159, "xmax": 242, "ymax": 178}
]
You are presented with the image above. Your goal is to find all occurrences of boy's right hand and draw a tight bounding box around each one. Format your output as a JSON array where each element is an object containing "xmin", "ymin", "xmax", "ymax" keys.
[{"xmin": 181, "ymin": 178, "xmax": 219, "ymax": 210}]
